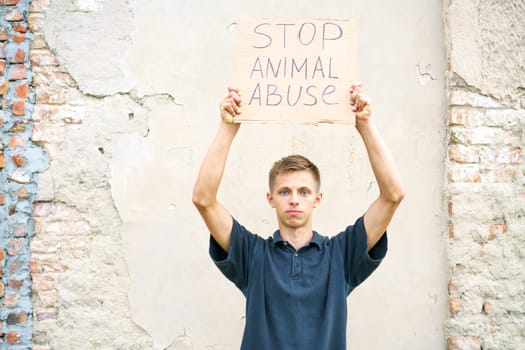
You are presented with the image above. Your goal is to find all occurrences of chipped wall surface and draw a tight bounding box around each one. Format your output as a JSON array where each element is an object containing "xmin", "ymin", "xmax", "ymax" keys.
[
  {"xmin": 30, "ymin": 0, "xmax": 447, "ymax": 349},
  {"xmin": 444, "ymin": 1, "xmax": 525, "ymax": 349}
]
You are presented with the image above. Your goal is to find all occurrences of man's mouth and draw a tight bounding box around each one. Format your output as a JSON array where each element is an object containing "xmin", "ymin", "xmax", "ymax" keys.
[{"xmin": 286, "ymin": 210, "xmax": 302, "ymax": 216}]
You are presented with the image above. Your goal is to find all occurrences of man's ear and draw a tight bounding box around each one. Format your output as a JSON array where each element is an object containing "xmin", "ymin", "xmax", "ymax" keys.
[
  {"xmin": 266, "ymin": 192, "xmax": 275, "ymax": 208},
  {"xmin": 314, "ymin": 192, "xmax": 323, "ymax": 208}
]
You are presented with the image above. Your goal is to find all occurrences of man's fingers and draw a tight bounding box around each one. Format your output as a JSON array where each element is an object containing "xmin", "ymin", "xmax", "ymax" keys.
[
  {"xmin": 357, "ymin": 95, "xmax": 370, "ymax": 111},
  {"xmin": 229, "ymin": 90, "xmax": 241, "ymax": 105},
  {"xmin": 223, "ymin": 101, "xmax": 238, "ymax": 115},
  {"xmin": 349, "ymin": 86, "xmax": 362, "ymax": 106}
]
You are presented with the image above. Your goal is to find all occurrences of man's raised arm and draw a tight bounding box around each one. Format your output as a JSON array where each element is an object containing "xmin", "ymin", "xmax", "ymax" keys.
[
  {"xmin": 192, "ymin": 87, "xmax": 242, "ymax": 252},
  {"xmin": 350, "ymin": 83, "xmax": 405, "ymax": 251}
]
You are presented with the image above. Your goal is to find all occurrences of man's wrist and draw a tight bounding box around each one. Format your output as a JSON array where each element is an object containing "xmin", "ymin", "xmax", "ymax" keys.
[{"xmin": 355, "ymin": 118, "xmax": 374, "ymax": 134}]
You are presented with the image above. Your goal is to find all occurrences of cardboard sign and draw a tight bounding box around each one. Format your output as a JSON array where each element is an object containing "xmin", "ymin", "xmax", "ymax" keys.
[{"xmin": 234, "ymin": 18, "xmax": 355, "ymax": 124}]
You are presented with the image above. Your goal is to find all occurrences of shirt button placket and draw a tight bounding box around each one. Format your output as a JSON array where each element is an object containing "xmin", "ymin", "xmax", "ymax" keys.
[{"xmin": 292, "ymin": 251, "xmax": 301, "ymax": 278}]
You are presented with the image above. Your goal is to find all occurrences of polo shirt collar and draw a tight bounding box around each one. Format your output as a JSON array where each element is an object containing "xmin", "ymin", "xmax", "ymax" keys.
[{"xmin": 272, "ymin": 230, "xmax": 323, "ymax": 249}]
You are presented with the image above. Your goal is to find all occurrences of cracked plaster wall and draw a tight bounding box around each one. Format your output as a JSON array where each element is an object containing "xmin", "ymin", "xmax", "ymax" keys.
[{"xmin": 37, "ymin": 0, "xmax": 447, "ymax": 349}]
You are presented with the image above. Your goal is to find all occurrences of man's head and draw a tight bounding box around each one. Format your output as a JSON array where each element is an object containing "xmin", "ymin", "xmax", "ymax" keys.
[
  {"xmin": 267, "ymin": 155, "xmax": 322, "ymax": 231},
  {"xmin": 268, "ymin": 155, "xmax": 321, "ymax": 192}
]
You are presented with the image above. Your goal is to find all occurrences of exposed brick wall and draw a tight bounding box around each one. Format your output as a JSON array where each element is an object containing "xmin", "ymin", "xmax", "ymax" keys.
[
  {"xmin": 444, "ymin": 1, "xmax": 525, "ymax": 348},
  {"xmin": 26, "ymin": 0, "xmax": 90, "ymax": 348},
  {"xmin": 444, "ymin": 78, "xmax": 525, "ymax": 348},
  {"xmin": 0, "ymin": 0, "xmax": 49, "ymax": 348},
  {"xmin": 23, "ymin": 1, "xmax": 153, "ymax": 349}
]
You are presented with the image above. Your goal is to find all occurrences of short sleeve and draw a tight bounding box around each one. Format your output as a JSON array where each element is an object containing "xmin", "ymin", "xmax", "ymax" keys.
[
  {"xmin": 332, "ymin": 216, "xmax": 388, "ymax": 294},
  {"xmin": 209, "ymin": 218, "xmax": 261, "ymax": 294}
]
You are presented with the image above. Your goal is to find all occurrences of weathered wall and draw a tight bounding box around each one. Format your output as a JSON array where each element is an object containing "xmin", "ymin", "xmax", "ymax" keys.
[
  {"xmin": 444, "ymin": 1, "xmax": 525, "ymax": 349},
  {"xmin": 0, "ymin": 0, "xmax": 44, "ymax": 347},
  {"xmin": 22, "ymin": 0, "xmax": 446, "ymax": 349}
]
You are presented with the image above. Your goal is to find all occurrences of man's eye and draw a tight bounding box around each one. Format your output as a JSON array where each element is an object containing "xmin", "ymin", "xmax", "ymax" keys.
[
  {"xmin": 279, "ymin": 191, "xmax": 289, "ymax": 196},
  {"xmin": 300, "ymin": 190, "xmax": 309, "ymax": 196}
]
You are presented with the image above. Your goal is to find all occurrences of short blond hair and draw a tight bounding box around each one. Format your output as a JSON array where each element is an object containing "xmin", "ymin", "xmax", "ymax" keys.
[{"xmin": 268, "ymin": 155, "xmax": 320, "ymax": 191}]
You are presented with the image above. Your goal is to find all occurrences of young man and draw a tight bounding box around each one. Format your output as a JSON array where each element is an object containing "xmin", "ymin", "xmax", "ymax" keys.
[{"xmin": 192, "ymin": 83, "xmax": 405, "ymax": 350}]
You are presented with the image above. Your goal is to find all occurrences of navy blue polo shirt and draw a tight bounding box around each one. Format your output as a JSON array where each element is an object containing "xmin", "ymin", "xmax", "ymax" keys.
[{"xmin": 209, "ymin": 216, "xmax": 387, "ymax": 350}]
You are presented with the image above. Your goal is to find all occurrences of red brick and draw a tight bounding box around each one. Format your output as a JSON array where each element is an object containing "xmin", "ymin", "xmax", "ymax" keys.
[
  {"xmin": 41, "ymin": 256, "xmax": 67, "ymax": 272},
  {"xmin": 0, "ymin": 282, "xmax": 4, "ymax": 296},
  {"xmin": 32, "ymin": 68, "xmax": 77, "ymax": 87},
  {"xmin": 0, "ymin": 0, "xmax": 21, "ymax": 4},
  {"xmin": 484, "ymin": 168, "xmax": 515, "ymax": 183},
  {"xmin": 0, "ymin": 60, "xmax": 6, "ymax": 75},
  {"xmin": 31, "ymin": 105, "xmax": 59, "ymax": 122},
  {"xmin": 0, "ymin": 153, "xmax": 5, "ymax": 168},
  {"xmin": 9, "ymin": 259, "xmax": 21, "ymax": 274},
  {"xmin": 0, "ymin": 79, "xmax": 8, "ymax": 95},
  {"xmin": 12, "ymin": 154, "xmax": 24, "ymax": 167},
  {"xmin": 6, "ymin": 331, "xmax": 21, "ymax": 344},
  {"xmin": 4, "ymin": 293, "xmax": 19, "ymax": 307},
  {"xmin": 28, "ymin": 13, "xmax": 45, "ymax": 33},
  {"xmin": 32, "ymin": 273, "xmax": 55, "ymax": 291},
  {"xmin": 7, "ymin": 239, "xmax": 23, "ymax": 255},
  {"xmin": 488, "ymin": 224, "xmax": 507, "ymax": 240},
  {"xmin": 5, "ymin": 8, "xmax": 24, "ymax": 21},
  {"xmin": 38, "ymin": 290, "xmax": 59, "ymax": 307},
  {"xmin": 448, "ymin": 280, "xmax": 459, "ymax": 296},
  {"xmin": 0, "ymin": 42, "xmax": 5, "ymax": 58},
  {"xmin": 449, "ymin": 297, "xmax": 461, "ymax": 317},
  {"xmin": 36, "ymin": 307, "xmax": 58, "ymax": 321},
  {"xmin": 7, "ymin": 279, "xmax": 23, "ymax": 290},
  {"xmin": 30, "ymin": 50, "xmax": 59, "ymax": 67},
  {"xmin": 30, "ymin": 32, "xmax": 48, "ymax": 49},
  {"xmin": 9, "ymin": 65, "xmax": 27, "ymax": 80},
  {"xmin": 9, "ymin": 136, "xmax": 25, "ymax": 148},
  {"xmin": 30, "ymin": 257, "xmax": 39, "ymax": 273},
  {"xmin": 12, "ymin": 24, "xmax": 27, "ymax": 33},
  {"xmin": 0, "ymin": 193, "xmax": 4, "ymax": 204},
  {"xmin": 13, "ymin": 34, "xmax": 25, "ymax": 44},
  {"xmin": 30, "ymin": 237, "xmax": 58, "ymax": 254},
  {"xmin": 12, "ymin": 100, "xmax": 25, "ymax": 115},
  {"xmin": 15, "ymin": 83, "xmax": 28, "ymax": 98},
  {"xmin": 30, "ymin": 0, "xmax": 52, "ymax": 12},
  {"xmin": 33, "ymin": 202, "xmax": 57, "ymax": 216},
  {"xmin": 447, "ymin": 336, "xmax": 481, "ymax": 350},
  {"xmin": 448, "ymin": 109, "xmax": 483, "ymax": 127},
  {"xmin": 501, "ymin": 148, "xmax": 522, "ymax": 164},
  {"xmin": 7, "ymin": 312, "xmax": 28, "ymax": 325},
  {"xmin": 448, "ymin": 224, "xmax": 454, "ymax": 239},
  {"xmin": 14, "ymin": 186, "xmax": 29, "ymax": 199},
  {"xmin": 448, "ymin": 167, "xmax": 481, "ymax": 183},
  {"xmin": 12, "ymin": 48, "xmax": 25, "ymax": 63},
  {"xmin": 35, "ymin": 86, "xmax": 67, "ymax": 104},
  {"xmin": 46, "ymin": 220, "xmax": 91, "ymax": 236},
  {"xmin": 32, "ymin": 123, "xmax": 66, "ymax": 143}
]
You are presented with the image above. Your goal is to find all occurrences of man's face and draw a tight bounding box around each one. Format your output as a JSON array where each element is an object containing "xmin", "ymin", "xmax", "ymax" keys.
[{"xmin": 267, "ymin": 170, "xmax": 322, "ymax": 230}]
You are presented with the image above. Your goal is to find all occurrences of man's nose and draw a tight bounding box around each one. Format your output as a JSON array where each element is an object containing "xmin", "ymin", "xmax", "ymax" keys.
[{"xmin": 289, "ymin": 191, "xmax": 299, "ymax": 205}]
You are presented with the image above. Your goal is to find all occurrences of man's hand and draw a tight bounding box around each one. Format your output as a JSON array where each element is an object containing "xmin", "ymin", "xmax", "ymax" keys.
[
  {"xmin": 349, "ymin": 82, "xmax": 372, "ymax": 124},
  {"xmin": 220, "ymin": 87, "xmax": 242, "ymax": 124}
]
